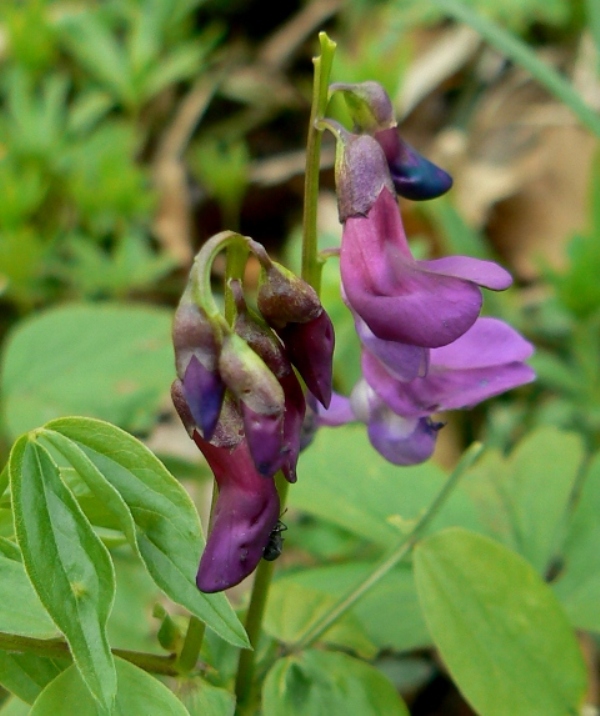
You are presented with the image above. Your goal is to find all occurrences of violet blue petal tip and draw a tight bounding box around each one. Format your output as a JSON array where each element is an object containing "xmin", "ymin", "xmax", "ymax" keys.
[
  {"xmin": 182, "ymin": 355, "xmax": 225, "ymax": 441},
  {"xmin": 317, "ymin": 392, "xmax": 356, "ymax": 427},
  {"xmin": 367, "ymin": 404, "xmax": 440, "ymax": 466}
]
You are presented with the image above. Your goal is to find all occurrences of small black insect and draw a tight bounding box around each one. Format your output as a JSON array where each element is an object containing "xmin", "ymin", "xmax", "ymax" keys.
[{"xmin": 263, "ymin": 520, "xmax": 288, "ymax": 561}]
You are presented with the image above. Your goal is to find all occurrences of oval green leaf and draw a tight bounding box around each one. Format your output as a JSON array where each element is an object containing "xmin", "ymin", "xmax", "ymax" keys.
[
  {"xmin": 414, "ymin": 528, "xmax": 587, "ymax": 716},
  {"xmin": 43, "ymin": 417, "xmax": 248, "ymax": 649},
  {"xmin": 30, "ymin": 657, "xmax": 189, "ymax": 716},
  {"xmin": 263, "ymin": 649, "xmax": 409, "ymax": 716},
  {"xmin": 9, "ymin": 435, "xmax": 116, "ymax": 712},
  {"xmin": 0, "ymin": 304, "xmax": 173, "ymax": 439}
]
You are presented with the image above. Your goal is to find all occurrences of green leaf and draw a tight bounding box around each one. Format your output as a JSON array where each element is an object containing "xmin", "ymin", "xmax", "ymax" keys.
[
  {"xmin": 0, "ymin": 552, "xmax": 58, "ymax": 638},
  {"xmin": 277, "ymin": 562, "xmax": 430, "ymax": 652},
  {"xmin": 43, "ymin": 417, "xmax": 248, "ymax": 649},
  {"xmin": 0, "ymin": 304, "xmax": 174, "ymax": 440},
  {"xmin": 177, "ymin": 677, "xmax": 235, "ymax": 716},
  {"xmin": 554, "ymin": 451, "xmax": 600, "ymax": 632},
  {"xmin": 30, "ymin": 657, "xmax": 189, "ymax": 716},
  {"xmin": 291, "ymin": 425, "xmax": 482, "ymax": 546},
  {"xmin": 0, "ymin": 696, "xmax": 30, "ymax": 715},
  {"xmin": 264, "ymin": 582, "xmax": 377, "ymax": 659},
  {"xmin": 414, "ymin": 528, "xmax": 587, "ymax": 716},
  {"xmin": 9, "ymin": 435, "xmax": 116, "ymax": 713},
  {"xmin": 460, "ymin": 427, "xmax": 584, "ymax": 572},
  {"xmin": 262, "ymin": 649, "xmax": 409, "ymax": 716},
  {"xmin": 0, "ymin": 653, "xmax": 65, "ymax": 705}
]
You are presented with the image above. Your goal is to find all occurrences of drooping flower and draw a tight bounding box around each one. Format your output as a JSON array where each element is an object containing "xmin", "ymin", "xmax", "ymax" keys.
[{"xmin": 319, "ymin": 318, "xmax": 535, "ymax": 465}]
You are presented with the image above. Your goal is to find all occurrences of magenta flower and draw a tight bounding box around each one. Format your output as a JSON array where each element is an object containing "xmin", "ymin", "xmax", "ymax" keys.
[
  {"xmin": 320, "ymin": 318, "xmax": 535, "ymax": 465},
  {"xmin": 341, "ymin": 182, "xmax": 513, "ymax": 348}
]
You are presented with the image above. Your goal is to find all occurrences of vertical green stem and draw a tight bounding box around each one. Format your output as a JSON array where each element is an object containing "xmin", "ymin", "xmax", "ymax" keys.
[
  {"xmin": 176, "ymin": 616, "xmax": 206, "ymax": 674},
  {"xmin": 301, "ymin": 32, "xmax": 337, "ymax": 292},
  {"xmin": 291, "ymin": 442, "xmax": 484, "ymax": 651},
  {"xmin": 234, "ymin": 32, "xmax": 336, "ymax": 712}
]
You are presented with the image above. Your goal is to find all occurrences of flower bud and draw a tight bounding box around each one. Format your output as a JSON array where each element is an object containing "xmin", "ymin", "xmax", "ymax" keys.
[
  {"xmin": 332, "ymin": 128, "xmax": 395, "ymax": 221},
  {"xmin": 172, "ymin": 295, "xmax": 225, "ymax": 441},
  {"xmin": 257, "ymin": 260, "xmax": 323, "ymax": 328},
  {"xmin": 331, "ymin": 81, "xmax": 395, "ymax": 132},
  {"xmin": 218, "ymin": 332, "xmax": 285, "ymax": 476},
  {"xmin": 278, "ymin": 310, "xmax": 334, "ymax": 409}
]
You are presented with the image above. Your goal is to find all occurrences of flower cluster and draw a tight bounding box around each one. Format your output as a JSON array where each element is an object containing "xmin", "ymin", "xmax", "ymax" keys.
[
  {"xmin": 319, "ymin": 82, "xmax": 534, "ymax": 464},
  {"xmin": 171, "ymin": 232, "xmax": 333, "ymax": 592}
]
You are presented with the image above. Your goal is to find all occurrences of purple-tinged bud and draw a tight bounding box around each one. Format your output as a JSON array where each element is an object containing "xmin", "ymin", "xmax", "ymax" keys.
[
  {"xmin": 231, "ymin": 281, "xmax": 307, "ymax": 482},
  {"xmin": 255, "ymin": 256, "xmax": 323, "ymax": 328},
  {"xmin": 193, "ymin": 432, "xmax": 280, "ymax": 593},
  {"xmin": 332, "ymin": 129, "xmax": 395, "ymax": 222},
  {"xmin": 375, "ymin": 129, "xmax": 453, "ymax": 201},
  {"xmin": 332, "ymin": 81, "xmax": 453, "ymax": 201},
  {"xmin": 331, "ymin": 81, "xmax": 395, "ymax": 133},
  {"xmin": 172, "ymin": 296, "xmax": 225, "ymax": 441},
  {"xmin": 218, "ymin": 332, "xmax": 285, "ymax": 476},
  {"xmin": 278, "ymin": 310, "xmax": 334, "ymax": 409}
]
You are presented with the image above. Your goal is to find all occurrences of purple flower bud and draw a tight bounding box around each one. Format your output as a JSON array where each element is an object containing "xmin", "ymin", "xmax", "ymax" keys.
[
  {"xmin": 333, "ymin": 130, "xmax": 395, "ymax": 222},
  {"xmin": 278, "ymin": 310, "xmax": 335, "ymax": 409},
  {"xmin": 341, "ymin": 187, "xmax": 512, "ymax": 348},
  {"xmin": 232, "ymin": 281, "xmax": 306, "ymax": 482},
  {"xmin": 193, "ymin": 432, "xmax": 280, "ymax": 593},
  {"xmin": 256, "ymin": 258, "xmax": 322, "ymax": 328},
  {"xmin": 172, "ymin": 297, "xmax": 225, "ymax": 440},
  {"xmin": 218, "ymin": 332, "xmax": 285, "ymax": 477},
  {"xmin": 332, "ymin": 81, "xmax": 452, "ymax": 200}
]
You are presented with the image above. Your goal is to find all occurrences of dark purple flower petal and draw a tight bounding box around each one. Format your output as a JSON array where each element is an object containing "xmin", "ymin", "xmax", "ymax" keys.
[
  {"xmin": 193, "ymin": 435, "xmax": 280, "ymax": 593},
  {"xmin": 240, "ymin": 403, "xmax": 284, "ymax": 478},
  {"xmin": 182, "ymin": 355, "xmax": 225, "ymax": 441},
  {"xmin": 279, "ymin": 371, "xmax": 306, "ymax": 483},
  {"xmin": 375, "ymin": 128, "xmax": 453, "ymax": 201},
  {"xmin": 278, "ymin": 311, "xmax": 335, "ymax": 409}
]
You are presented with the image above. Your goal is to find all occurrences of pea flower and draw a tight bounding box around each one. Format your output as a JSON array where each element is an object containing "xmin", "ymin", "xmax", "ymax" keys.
[
  {"xmin": 334, "ymin": 130, "xmax": 513, "ymax": 348},
  {"xmin": 320, "ymin": 318, "xmax": 535, "ymax": 465}
]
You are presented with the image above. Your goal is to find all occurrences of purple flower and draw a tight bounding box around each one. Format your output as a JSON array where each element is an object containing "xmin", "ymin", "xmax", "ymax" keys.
[
  {"xmin": 192, "ymin": 430, "xmax": 280, "ymax": 593},
  {"xmin": 341, "ymin": 183, "xmax": 512, "ymax": 348},
  {"xmin": 320, "ymin": 318, "xmax": 535, "ymax": 465}
]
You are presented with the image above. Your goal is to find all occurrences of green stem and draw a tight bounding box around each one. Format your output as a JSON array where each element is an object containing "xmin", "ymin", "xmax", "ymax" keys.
[
  {"xmin": 0, "ymin": 632, "xmax": 181, "ymax": 677},
  {"xmin": 176, "ymin": 616, "xmax": 206, "ymax": 674},
  {"xmin": 234, "ymin": 477, "xmax": 289, "ymax": 712},
  {"xmin": 301, "ymin": 32, "xmax": 337, "ymax": 292},
  {"xmin": 290, "ymin": 442, "xmax": 484, "ymax": 651},
  {"xmin": 434, "ymin": 0, "xmax": 600, "ymax": 137}
]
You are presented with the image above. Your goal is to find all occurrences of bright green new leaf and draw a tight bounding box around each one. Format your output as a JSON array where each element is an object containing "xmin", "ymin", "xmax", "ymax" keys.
[
  {"xmin": 43, "ymin": 417, "xmax": 248, "ymax": 649},
  {"xmin": 262, "ymin": 650, "xmax": 409, "ymax": 716},
  {"xmin": 30, "ymin": 657, "xmax": 189, "ymax": 716},
  {"xmin": 414, "ymin": 528, "xmax": 586, "ymax": 716},
  {"xmin": 0, "ymin": 696, "xmax": 30, "ymax": 716},
  {"xmin": 9, "ymin": 435, "xmax": 117, "ymax": 713},
  {"xmin": 291, "ymin": 426, "xmax": 482, "ymax": 547},
  {"xmin": 0, "ymin": 653, "xmax": 65, "ymax": 705},
  {"xmin": 0, "ymin": 304, "xmax": 173, "ymax": 439},
  {"xmin": 264, "ymin": 582, "xmax": 377, "ymax": 659}
]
